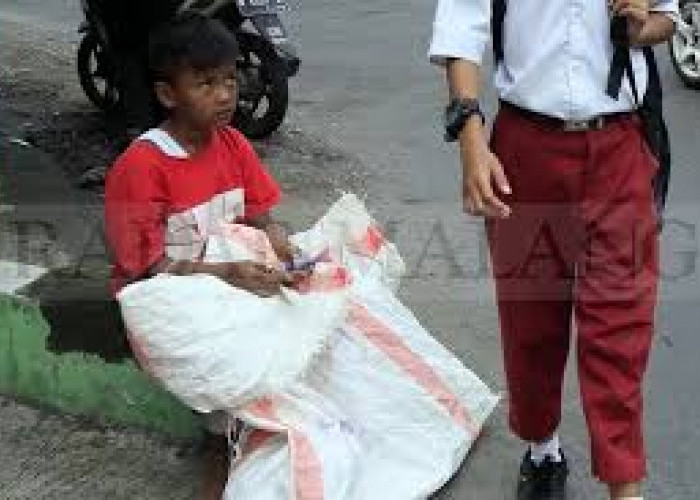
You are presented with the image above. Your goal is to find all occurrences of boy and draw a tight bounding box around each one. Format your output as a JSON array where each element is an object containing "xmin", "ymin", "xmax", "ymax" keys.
[
  {"xmin": 106, "ymin": 13, "xmax": 300, "ymax": 298},
  {"xmin": 104, "ymin": 13, "xmax": 301, "ymax": 497}
]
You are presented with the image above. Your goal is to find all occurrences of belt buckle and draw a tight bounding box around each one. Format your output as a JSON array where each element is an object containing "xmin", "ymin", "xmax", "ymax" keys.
[{"xmin": 562, "ymin": 116, "xmax": 605, "ymax": 132}]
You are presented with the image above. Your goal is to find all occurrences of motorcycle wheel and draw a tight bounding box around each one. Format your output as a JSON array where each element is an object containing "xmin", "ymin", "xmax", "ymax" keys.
[
  {"xmin": 77, "ymin": 32, "xmax": 120, "ymax": 110},
  {"xmin": 669, "ymin": 1, "xmax": 700, "ymax": 89},
  {"xmin": 234, "ymin": 33, "xmax": 289, "ymax": 139}
]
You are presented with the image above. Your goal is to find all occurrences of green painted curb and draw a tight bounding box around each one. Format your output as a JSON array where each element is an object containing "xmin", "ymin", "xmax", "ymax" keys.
[{"xmin": 0, "ymin": 294, "xmax": 200, "ymax": 439}]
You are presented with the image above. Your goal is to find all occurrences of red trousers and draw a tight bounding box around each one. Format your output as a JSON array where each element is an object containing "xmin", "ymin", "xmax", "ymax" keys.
[{"xmin": 487, "ymin": 105, "xmax": 660, "ymax": 483}]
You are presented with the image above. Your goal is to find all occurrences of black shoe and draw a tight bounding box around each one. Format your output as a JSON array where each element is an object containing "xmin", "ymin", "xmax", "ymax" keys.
[{"xmin": 516, "ymin": 450, "xmax": 569, "ymax": 500}]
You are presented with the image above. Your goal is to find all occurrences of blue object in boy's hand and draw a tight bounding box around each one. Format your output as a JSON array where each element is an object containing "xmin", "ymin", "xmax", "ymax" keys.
[{"xmin": 283, "ymin": 253, "xmax": 323, "ymax": 272}]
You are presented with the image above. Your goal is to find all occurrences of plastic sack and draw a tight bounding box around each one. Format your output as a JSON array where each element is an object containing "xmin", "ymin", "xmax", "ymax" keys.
[{"xmin": 117, "ymin": 194, "xmax": 499, "ymax": 499}]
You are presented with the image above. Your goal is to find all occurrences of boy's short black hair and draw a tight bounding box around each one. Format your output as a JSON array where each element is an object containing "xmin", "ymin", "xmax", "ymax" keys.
[{"xmin": 148, "ymin": 12, "xmax": 239, "ymax": 83}]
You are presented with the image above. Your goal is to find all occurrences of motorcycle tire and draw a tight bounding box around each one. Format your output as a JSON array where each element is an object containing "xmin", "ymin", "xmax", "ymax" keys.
[
  {"xmin": 669, "ymin": 1, "xmax": 700, "ymax": 90},
  {"xmin": 77, "ymin": 33, "xmax": 120, "ymax": 111},
  {"xmin": 233, "ymin": 33, "xmax": 289, "ymax": 139}
]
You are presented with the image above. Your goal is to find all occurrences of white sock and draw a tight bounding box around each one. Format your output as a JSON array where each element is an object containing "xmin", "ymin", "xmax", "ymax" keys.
[{"xmin": 529, "ymin": 434, "xmax": 562, "ymax": 464}]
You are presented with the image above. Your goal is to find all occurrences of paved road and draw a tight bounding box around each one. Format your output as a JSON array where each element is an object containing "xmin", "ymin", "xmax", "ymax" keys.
[{"xmin": 2, "ymin": 0, "xmax": 699, "ymax": 498}]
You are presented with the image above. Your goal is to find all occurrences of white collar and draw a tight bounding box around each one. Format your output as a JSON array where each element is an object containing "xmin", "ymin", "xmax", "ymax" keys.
[{"xmin": 138, "ymin": 128, "xmax": 189, "ymax": 159}]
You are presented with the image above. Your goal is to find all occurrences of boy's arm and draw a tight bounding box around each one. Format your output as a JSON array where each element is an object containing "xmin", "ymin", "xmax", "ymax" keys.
[
  {"xmin": 228, "ymin": 130, "xmax": 291, "ymax": 261},
  {"xmin": 148, "ymin": 256, "xmax": 293, "ymax": 297}
]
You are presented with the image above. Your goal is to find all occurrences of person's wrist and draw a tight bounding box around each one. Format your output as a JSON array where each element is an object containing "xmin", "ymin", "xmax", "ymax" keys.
[
  {"xmin": 458, "ymin": 117, "xmax": 486, "ymax": 152},
  {"xmin": 460, "ymin": 115, "xmax": 485, "ymax": 136},
  {"xmin": 445, "ymin": 97, "xmax": 484, "ymax": 142},
  {"xmin": 192, "ymin": 261, "xmax": 231, "ymax": 280},
  {"xmin": 460, "ymin": 120, "xmax": 488, "ymax": 172}
]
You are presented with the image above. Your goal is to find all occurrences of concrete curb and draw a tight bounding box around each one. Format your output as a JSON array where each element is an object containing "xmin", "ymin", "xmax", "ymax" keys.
[{"xmin": 0, "ymin": 293, "xmax": 199, "ymax": 439}]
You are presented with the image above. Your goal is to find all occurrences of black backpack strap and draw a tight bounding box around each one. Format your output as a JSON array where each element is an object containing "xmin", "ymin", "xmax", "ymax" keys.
[
  {"xmin": 492, "ymin": 0, "xmax": 507, "ymax": 63},
  {"xmin": 606, "ymin": 16, "xmax": 640, "ymax": 104},
  {"xmin": 606, "ymin": 16, "xmax": 672, "ymax": 218},
  {"xmin": 642, "ymin": 46, "xmax": 672, "ymax": 212},
  {"xmin": 642, "ymin": 46, "xmax": 662, "ymax": 111}
]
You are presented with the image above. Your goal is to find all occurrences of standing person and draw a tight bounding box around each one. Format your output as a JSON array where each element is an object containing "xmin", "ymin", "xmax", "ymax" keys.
[{"xmin": 429, "ymin": 1, "xmax": 676, "ymax": 499}]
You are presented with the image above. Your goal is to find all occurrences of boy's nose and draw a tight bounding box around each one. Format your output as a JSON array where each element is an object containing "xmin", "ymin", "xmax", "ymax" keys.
[{"xmin": 215, "ymin": 83, "xmax": 236, "ymax": 103}]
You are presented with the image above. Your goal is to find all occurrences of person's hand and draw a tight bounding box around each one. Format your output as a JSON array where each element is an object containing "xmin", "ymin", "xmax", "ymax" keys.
[
  {"xmin": 611, "ymin": 0, "xmax": 651, "ymax": 45},
  {"xmin": 222, "ymin": 261, "xmax": 293, "ymax": 297},
  {"xmin": 288, "ymin": 269, "xmax": 313, "ymax": 287},
  {"xmin": 459, "ymin": 121, "xmax": 511, "ymax": 218},
  {"xmin": 265, "ymin": 223, "xmax": 298, "ymax": 263}
]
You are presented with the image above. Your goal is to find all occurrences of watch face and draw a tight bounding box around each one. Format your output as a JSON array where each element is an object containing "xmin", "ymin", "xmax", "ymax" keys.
[
  {"xmin": 445, "ymin": 99, "xmax": 481, "ymax": 141},
  {"xmin": 445, "ymin": 102, "xmax": 461, "ymax": 128}
]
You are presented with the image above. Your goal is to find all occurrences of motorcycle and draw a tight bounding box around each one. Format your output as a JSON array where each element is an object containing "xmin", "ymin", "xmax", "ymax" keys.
[
  {"xmin": 76, "ymin": 0, "xmax": 300, "ymax": 139},
  {"xmin": 669, "ymin": 0, "xmax": 700, "ymax": 89}
]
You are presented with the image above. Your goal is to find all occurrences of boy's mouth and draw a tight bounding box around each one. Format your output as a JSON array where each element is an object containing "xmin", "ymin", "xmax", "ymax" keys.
[{"xmin": 214, "ymin": 108, "xmax": 235, "ymax": 123}]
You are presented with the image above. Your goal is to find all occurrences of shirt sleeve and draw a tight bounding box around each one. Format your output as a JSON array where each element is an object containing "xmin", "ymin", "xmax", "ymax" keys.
[
  {"xmin": 104, "ymin": 148, "xmax": 168, "ymax": 282},
  {"xmin": 231, "ymin": 131, "xmax": 281, "ymax": 218},
  {"xmin": 428, "ymin": 0, "xmax": 492, "ymax": 66}
]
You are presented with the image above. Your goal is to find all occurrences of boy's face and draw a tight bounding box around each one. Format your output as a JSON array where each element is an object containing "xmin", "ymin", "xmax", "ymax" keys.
[{"xmin": 156, "ymin": 63, "xmax": 238, "ymax": 130}]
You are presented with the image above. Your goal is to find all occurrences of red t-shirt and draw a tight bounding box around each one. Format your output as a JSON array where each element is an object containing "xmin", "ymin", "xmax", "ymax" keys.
[{"xmin": 105, "ymin": 126, "xmax": 281, "ymax": 295}]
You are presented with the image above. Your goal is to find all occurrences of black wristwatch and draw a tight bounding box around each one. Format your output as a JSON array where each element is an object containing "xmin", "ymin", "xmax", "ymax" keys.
[{"xmin": 444, "ymin": 97, "xmax": 485, "ymax": 142}]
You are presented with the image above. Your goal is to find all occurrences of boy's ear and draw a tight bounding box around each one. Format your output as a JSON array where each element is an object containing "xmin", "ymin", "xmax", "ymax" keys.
[{"xmin": 154, "ymin": 81, "xmax": 176, "ymax": 110}]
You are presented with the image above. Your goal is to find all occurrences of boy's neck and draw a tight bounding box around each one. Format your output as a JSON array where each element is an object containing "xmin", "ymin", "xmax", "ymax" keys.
[{"xmin": 161, "ymin": 118, "xmax": 213, "ymax": 156}]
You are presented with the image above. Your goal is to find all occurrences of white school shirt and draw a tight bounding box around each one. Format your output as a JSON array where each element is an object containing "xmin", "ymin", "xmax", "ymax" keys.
[{"xmin": 428, "ymin": 0, "xmax": 678, "ymax": 120}]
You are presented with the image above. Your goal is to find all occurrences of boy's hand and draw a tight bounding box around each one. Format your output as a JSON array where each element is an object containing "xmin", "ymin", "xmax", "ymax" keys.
[{"xmin": 223, "ymin": 261, "xmax": 293, "ymax": 297}]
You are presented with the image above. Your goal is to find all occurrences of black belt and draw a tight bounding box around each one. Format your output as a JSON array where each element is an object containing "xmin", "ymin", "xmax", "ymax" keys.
[{"xmin": 499, "ymin": 101, "xmax": 637, "ymax": 132}]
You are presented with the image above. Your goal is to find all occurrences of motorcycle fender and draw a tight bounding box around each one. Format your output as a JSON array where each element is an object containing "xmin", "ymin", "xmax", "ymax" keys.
[{"xmin": 249, "ymin": 14, "xmax": 301, "ymax": 76}]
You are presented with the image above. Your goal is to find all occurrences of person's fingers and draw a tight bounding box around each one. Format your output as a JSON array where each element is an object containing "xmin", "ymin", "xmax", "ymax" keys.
[
  {"xmin": 265, "ymin": 267, "xmax": 294, "ymax": 290},
  {"xmin": 280, "ymin": 271, "xmax": 296, "ymax": 287},
  {"xmin": 469, "ymin": 184, "xmax": 486, "ymax": 216},
  {"xmin": 611, "ymin": 0, "xmax": 633, "ymax": 14},
  {"xmin": 465, "ymin": 174, "xmax": 497, "ymax": 217},
  {"xmin": 468, "ymin": 166, "xmax": 510, "ymax": 218},
  {"xmin": 290, "ymin": 269, "xmax": 312, "ymax": 281},
  {"xmin": 489, "ymin": 156, "xmax": 512, "ymax": 195},
  {"xmin": 612, "ymin": 0, "xmax": 641, "ymax": 13},
  {"xmin": 612, "ymin": 0, "xmax": 628, "ymax": 8},
  {"xmin": 254, "ymin": 287, "xmax": 276, "ymax": 298},
  {"xmin": 619, "ymin": 6, "xmax": 649, "ymax": 22},
  {"xmin": 257, "ymin": 279, "xmax": 282, "ymax": 296},
  {"xmin": 480, "ymin": 185, "xmax": 511, "ymax": 218},
  {"xmin": 463, "ymin": 192, "xmax": 477, "ymax": 215},
  {"xmin": 463, "ymin": 176, "xmax": 477, "ymax": 215},
  {"xmin": 611, "ymin": 0, "xmax": 649, "ymax": 18}
]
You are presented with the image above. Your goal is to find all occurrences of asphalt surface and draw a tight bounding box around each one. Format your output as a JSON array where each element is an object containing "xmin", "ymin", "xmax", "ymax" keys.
[{"xmin": 1, "ymin": 0, "xmax": 699, "ymax": 498}]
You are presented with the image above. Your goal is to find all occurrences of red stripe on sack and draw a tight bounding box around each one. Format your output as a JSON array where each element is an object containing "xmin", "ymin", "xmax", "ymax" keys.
[
  {"xmin": 347, "ymin": 302, "xmax": 478, "ymax": 436},
  {"xmin": 354, "ymin": 225, "xmax": 385, "ymax": 256},
  {"xmin": 290, "ymin": 431, "xmax": 325, "ymax": 500},
  {"xmin": 244, "ymin": 398, "xmax": 325, "ymax": 500}
]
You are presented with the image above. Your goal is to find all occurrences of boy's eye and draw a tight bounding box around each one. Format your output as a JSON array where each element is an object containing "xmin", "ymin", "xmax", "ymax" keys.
[{"xmin": 197, "ymin": 78, "xmax": 215, "ymax": 88}]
